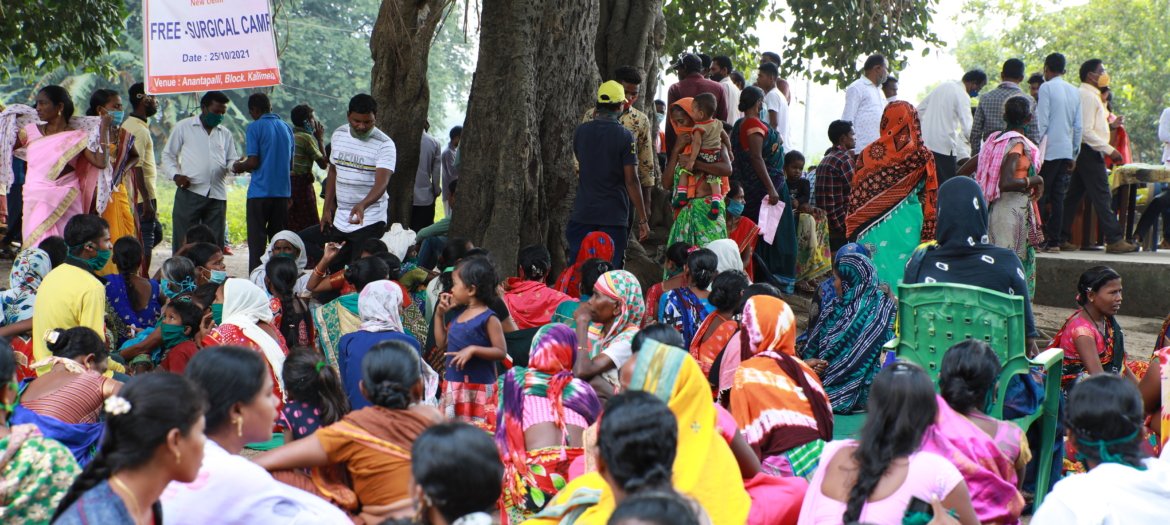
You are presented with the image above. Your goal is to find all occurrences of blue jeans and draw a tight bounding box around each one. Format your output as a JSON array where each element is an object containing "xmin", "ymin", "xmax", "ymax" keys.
[
  {"xmin": 565, "ymin": 221, "xmax": 627, "ymax": 269},
  {"xmin": 418, "ymin": 236, "xmax": 446, "ymax": 270}
]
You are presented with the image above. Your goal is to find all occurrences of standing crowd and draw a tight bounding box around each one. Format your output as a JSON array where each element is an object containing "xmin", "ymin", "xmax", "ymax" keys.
[{"xmin": 0, "ymin": 45, "xmax": 1168, "ymax": 525}]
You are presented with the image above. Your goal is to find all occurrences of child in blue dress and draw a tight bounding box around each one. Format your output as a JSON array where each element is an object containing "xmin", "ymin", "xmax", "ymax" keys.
[{"xmin": 434, "ymin": 256, "xmax": 507, "ymax": 431}]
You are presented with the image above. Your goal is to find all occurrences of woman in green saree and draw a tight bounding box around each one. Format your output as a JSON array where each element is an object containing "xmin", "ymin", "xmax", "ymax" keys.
[{"xmin": 844, "ymin": 101, "xmax": 939, "ymax": 286}]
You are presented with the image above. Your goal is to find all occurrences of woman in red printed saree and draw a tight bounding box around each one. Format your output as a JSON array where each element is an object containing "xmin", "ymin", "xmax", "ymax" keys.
[
  {"xmin": 845, "ymin": 100, "xmax": 939, "ymax": 286},
  {"xmin": 496, "ymin": 324, "xmax": 601, "ymax": 524}
]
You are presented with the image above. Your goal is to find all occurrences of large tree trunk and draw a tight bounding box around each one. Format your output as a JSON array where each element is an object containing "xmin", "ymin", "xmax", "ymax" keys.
[
  {"xmin": 369, "ymin": 0, "xmax": 451, "ymax": 226},
  {"xmin": 595, "ymin": 0, "xmax": 665, "ymax": 118},
  {"xmin": 450, "ymin": 0, "xmax": 600, "ymax": 275}
]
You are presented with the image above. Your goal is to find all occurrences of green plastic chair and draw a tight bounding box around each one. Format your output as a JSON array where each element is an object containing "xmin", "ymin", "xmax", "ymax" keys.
[{"xmin": 888, "ymin": 282, "xmax": 1063, "ymax": 508}]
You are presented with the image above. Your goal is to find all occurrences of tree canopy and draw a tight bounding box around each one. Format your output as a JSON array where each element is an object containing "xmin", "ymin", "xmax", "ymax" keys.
[
  {"xmin": 662, "ymin": 0, "xmax": 941, "ymax": 88},
  {"xmin": 0, "ymin": 0, "xmax": 126, "ymax": 78},
  {"xmin": 956, "ymin": 0, "xmax": 1170, "ymax": 161}
]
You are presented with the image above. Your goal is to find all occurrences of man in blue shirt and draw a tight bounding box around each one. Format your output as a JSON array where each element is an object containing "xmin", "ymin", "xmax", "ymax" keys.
[
  {"xmin": 1034, "ymin": 53, "xmax": 1083, "ymax": 252},
  {"xmin": 567, "ymin": 81, "xmax": 650, "ymax": 269},
  {"xmin": 234, "ymin": 93, "xmax": 294, "ymax": 271}
]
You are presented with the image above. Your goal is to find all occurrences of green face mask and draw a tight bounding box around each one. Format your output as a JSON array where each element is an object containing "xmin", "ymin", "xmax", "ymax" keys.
[
  {"xmin": 87, "ymin": 249, "xmax": 112, "ymax": 272},
  {"xmin": 161, "ymin": 323, "xmax": 192, "ymax": 349},
  {"xmin": 210, "ymin": 303, "xmax": 224, "ymax": 325},
  {"xmin": 201, "ymin": 112, "xmax": 225, "ymax": 129},
  {"xmin": 349, "ymin": 127, "xmax": 371, "ymax": 140}
]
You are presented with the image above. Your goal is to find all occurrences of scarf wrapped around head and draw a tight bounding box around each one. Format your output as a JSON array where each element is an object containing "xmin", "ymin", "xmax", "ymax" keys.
[
  {"xmin": 742, "ymin": 294, "xmax": 797, "ymax": 356},
  {"xmin": 731, "ymin": 296, "xmax": 834, "ymax": 453},
  {"xmin": 588, "ymin": 270, "xmax": 645, "ymax": 359},
  {"xmin": 222, "ymin": 278, "xmax": 287, "ymax": 398},
  {"xmin": 669, "ymin": 98, "xmax": 702, "ymax": 135},
  {"xmin": 553, "ymin": 232, "xmax": 615, "ymax": 299},
  {"xmin": 804, "ymin": 252, "xmax": 897, "ymax": 412},
  {"xmin": 846, "ymin": 100, "xmax": 938, "ymax": 240},
  {"xmin": 358, "ymin": 280, "xmax": 404, "ymax": 333},
  {"xmin": 1, "ymin": 248, "xmax": 52, "ymax": 324},
  {"xmin": 496, "ymin": 324, "xmax": 601, "ymax": 517},
  {"xmin": 705, "ymin": 238, "xmax": 745, "ymax": 275},
  {"xmin": 628, "ymin": 341, "xmax": 752, "ymax": 525}
]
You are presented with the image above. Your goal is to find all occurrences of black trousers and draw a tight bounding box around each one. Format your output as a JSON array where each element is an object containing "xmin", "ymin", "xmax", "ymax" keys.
[
  {"xmin": 246, "ymin": 197, "xmax": 290, "ymax": 272},
  {"xmin": 932, "ymin": 151, "xmax": 957, "ymax": 186},
  {"xmin": 1061, "ymin": 147, "xmax": 1123, "ymax": 245},
  {"xmin": 411, "ymin": 203, "xmax": 436, "ymax": 232},
  {"xmin": 298, "ymin": 221, "xmax": 387, "ymax": 273},
  {"xmin": 1037, "ymin": 158, "xmax": 1072, "ymax": 246}
]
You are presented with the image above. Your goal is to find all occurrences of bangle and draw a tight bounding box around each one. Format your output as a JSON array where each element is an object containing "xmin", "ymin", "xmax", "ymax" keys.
[{"xmin": 313, "ymin": 267, "xmax": 327, "ymax": 277}]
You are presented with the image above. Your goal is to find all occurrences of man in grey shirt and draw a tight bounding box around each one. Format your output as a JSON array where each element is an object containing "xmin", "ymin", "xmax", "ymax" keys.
[
  {"xmin": 970, "ymin": 59, "xmax": 1038, "ymax": 156},
  {"xmin": 162, "ymin": 91, "xmax": 238, "ymax": 251},
  {"xmin": 411, "ymin": 122, "xmax": 443, "ymax": 231},
  {"xmin": 441, "ymin": 125, "xmax": 461, "ymax": 212}
]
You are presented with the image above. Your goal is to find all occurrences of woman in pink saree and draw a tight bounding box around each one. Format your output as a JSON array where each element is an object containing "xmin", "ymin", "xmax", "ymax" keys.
[
  {"xmin": 922, "ymin": 341, "xmax": 1028, "ymax": 525},
  {"xmin": 8, "ymin": 86, "xmax": 114, "ymax": 250}
]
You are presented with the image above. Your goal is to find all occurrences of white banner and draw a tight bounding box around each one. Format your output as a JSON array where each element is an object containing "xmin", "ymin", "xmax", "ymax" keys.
[{"xmin": 143, "ymin": 0, "xmax": 281, "ymax": 95}]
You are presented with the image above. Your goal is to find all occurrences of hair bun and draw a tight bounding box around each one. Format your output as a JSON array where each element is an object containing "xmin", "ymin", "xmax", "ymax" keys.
[{"xmin": 370, "ymin": 379, "xmax": 411, "ymax": 409}]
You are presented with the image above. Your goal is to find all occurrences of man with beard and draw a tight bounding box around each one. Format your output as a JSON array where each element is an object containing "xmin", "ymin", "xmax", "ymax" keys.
[{"xmin": 122, "ymin": 82, "xmax": 162, "ymax": 271}]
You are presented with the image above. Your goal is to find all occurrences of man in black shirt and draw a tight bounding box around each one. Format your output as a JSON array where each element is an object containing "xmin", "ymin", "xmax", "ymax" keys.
[{"xmin": 567, "ymin": 81, "xmax": 650, "ymax": 268}]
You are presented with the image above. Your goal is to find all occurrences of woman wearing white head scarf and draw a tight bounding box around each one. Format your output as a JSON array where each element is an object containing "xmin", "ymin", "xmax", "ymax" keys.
[
  {"xmin": 337, "ymin": 280, "xmax": 430, "ymax": 409},
  {"xmin": 204, "ymin": 278, "xmax": 290, "ymax": 404},
  {"xmin": 248, "ymin": 231, "xmax": 310, "ymax": 294},
  {"xmin": 706, "ymin": 238, "xmax": 748, "ymax": 278}
]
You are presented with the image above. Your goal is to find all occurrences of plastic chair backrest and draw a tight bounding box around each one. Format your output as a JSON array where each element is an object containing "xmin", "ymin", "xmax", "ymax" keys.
[{"xmin": 893, "ymin": 282, "xmax": 1026, "ymax": 383}]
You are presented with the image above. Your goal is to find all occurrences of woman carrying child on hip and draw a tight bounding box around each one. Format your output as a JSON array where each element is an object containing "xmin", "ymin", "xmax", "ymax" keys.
[
  {"xmin": 667, "ymin": 93, "xmax": 732, "ymax": 248},
  {"xmin": 434, "ymin": 256, "xmax": 509, "ymax": 432}
]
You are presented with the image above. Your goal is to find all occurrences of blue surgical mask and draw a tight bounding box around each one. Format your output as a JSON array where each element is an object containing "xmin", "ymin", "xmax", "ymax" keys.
[
  {"xmin": 727, "ymin": 200, "xmax": 745, "ymax": 217},
  {"xmin": 968, "ymin": 90, "xmax": 980, "ymax": 98},
  {"xmin": 108, "ymin": 110, "xmax": 125, "ymax": 126},
  {"xmin": 205, "ymin": 269, "xmax": 228, "ymax": 284}
]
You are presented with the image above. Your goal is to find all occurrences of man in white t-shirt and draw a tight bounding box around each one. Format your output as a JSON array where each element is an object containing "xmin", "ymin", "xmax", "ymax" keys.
[
  {"xmin": 298, "ymin": 93, "xmax": 396, "ymax": 269},
  {"xmin": 757, "ymin": 62, "xmax": 789, "ymax": 144}
]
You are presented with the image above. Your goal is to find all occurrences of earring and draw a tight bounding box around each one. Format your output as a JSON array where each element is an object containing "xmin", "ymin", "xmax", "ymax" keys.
[
  {"xmin": 175, "ymin": 450, "xmax": 182, "ymax": 464},
  {"xmin": 234, "ymin": 417, "xmax": 243, "ymax": 437}
]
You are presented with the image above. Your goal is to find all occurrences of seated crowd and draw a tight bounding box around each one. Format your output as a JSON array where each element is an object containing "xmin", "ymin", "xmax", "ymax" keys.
[{"xmin": 2, "ymin": 60, "xmax": 1169, "ymax": 525}]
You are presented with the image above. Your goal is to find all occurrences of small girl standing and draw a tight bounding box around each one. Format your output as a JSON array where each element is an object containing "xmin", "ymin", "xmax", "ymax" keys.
[
  {"xmin": 158, "ymin": 299, "xmax": 204, "ymax": 373},
  {"xmin": 280, "ymin": 348, "xmax": 349, "ymax": 441},
  {"xmin": 434, "ymin": 257, "xmax": 508, "ymax": 432}
]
